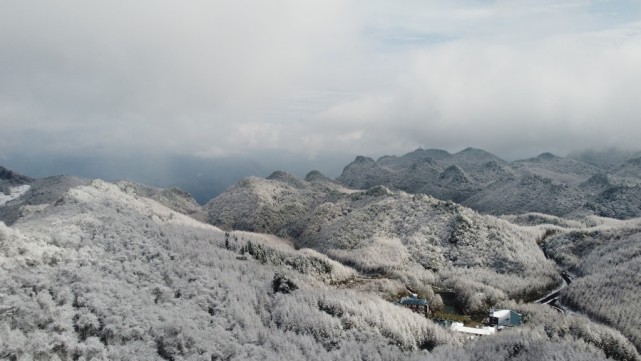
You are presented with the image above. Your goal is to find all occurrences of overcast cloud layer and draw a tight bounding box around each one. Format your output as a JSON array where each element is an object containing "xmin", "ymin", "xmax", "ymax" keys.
[{"xmin": 1, "ymin": 0, "xmax": 641, "ymax": 162}]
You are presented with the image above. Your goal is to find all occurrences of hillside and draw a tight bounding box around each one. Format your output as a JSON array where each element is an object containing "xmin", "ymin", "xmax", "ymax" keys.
[
  {"xmin": 1, "ymin": 166, "xmax": 639, "ymax": 360},
  {"xmin": 205, "ymin": 171, "xmax": 641, "ymax": 360},
  {"xmin": 336, "ymin": 148, "xmax": 641, "ymax": 219},
  {"xmin": 206, "ymin": 172, "xmax": 564, "ymax": 309},
  {"xmin": 0, "ymin": 175, "xmax": 90, "ymax": 226},
  {"xmin": 513, "ymin": 153, "xmax": 601, "ymax": 184},
  {"xmin": 463, "ymin": 174, "xmax": 585, "ymax": 216},
  {"xmin": 1, "ymin": 179, "xmax": 461, "ymax": 360},
  {"xmin": 613, "ymin": 157, "xmax": 641, "ymax": 184},
  {"xmin": 544, "ymin": 218, "xmax": 641, "ymax": 352},
  {"xmin": 0, "ymin": 167, "xmax": 207, "ymax": 226}
]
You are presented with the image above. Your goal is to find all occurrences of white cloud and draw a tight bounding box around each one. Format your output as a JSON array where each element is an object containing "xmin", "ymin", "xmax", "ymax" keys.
[
  {"xmin": 0, "ymin": 0, "xmax": 640, "ymax": 161},
  {"xmin": 302, "ymin": 24, "xmax": 641, "ymax": 158},
  {"xmin": 0, "ymin": 0, "xmax": 363, "ymax": 156}
]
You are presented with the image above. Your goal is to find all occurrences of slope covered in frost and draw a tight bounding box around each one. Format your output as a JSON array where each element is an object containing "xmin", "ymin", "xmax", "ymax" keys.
[
  {"xmin": 1, "ymin": 179, "xmax": 465, "ymax": 360},
  {"xmin": 206, "ymin": 172, "xmax": 562, "ymax": 309},
  {"xmin": 544, "ymin": 218, "xmax": 641, "ymax": 352},
  {"xmin": 1, "ymin": 162, "xmax": 640, "ymax": 360},
  {"xmin": 206, "ymin": 172, "xmax": 641, "ymax": 360}
]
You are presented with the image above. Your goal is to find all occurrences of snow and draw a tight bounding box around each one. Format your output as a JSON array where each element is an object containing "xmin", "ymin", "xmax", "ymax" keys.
[
  {"xmin": 450, "ymin": 322, "xmax": 497, "ymax": 336},
  {"xmin": 0, "ymin": 184, "xmax": 30, "ymax": 206}
]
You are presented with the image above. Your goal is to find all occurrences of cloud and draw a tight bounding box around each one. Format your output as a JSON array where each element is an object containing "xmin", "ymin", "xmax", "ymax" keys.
[
  {"xmin": 0, "ymin": 0, "xmax": 362, "ymax": 156},
  {"xmin": 304, "ymin": 23, "xmax": 641, "ymax": 159},
  {"xmin": 1, "ymin": 0, "xmax": 640, "ymax": 162}
]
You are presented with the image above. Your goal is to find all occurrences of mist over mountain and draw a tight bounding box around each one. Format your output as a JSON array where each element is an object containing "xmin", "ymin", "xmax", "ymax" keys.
[{"xmin": 569, "ymin": 149, "xmax": 641, "ymax": 171}]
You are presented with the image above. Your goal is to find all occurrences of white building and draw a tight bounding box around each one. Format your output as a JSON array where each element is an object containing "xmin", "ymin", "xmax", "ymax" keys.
[
  {"xmin": 488, "ymin": 309, "xmax": 522, "ymax": 327},
  {"xmin": 450, "ymin": 322, "xmax": 497, "ymax": 337}
]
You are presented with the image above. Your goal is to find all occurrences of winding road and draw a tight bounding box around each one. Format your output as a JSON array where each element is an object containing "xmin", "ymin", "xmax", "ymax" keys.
[
  {"xmin": 536, "ymin": 231, "xmax": 574, "ymax": 313},
  {"xmin": 535, "ymin": 271, "xmax": 573, "ymax": 313}
]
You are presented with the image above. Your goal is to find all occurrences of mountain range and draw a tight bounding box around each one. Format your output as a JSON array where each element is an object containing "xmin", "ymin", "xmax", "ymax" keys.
[
  {"xmin": 337, "ymin": 148, "xmax": 641, "ymax": 219},
  {"xmin": 2, "ymin": 147, "xmax": 641, "ymax": 360}
]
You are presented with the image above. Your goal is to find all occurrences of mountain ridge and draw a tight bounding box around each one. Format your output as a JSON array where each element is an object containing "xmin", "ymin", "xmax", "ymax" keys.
[{"xmin": 336, "ymin": 147, "xmax": 641, "ymax": 219}]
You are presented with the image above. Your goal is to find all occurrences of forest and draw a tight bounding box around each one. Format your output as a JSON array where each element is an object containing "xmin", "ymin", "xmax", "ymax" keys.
[{"xmin": 1, "ymin": 176, "xmax": 640, "ymax": 360}]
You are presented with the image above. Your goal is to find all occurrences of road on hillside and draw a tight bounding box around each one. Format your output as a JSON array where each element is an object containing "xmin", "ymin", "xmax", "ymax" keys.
[{"xmin": 536, "ymin": 271, "xmax": 573, "ymax": 313}]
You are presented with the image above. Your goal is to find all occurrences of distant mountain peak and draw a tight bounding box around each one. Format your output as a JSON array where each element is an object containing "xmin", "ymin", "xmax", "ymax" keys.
[
  {"xmin": 460, "ymin": 147, "xmax": 482, "ymax": 153},
  {"xmin": 304, "ymin": 170, "xmax": 332, "ymax": 183},
  {"xmin": 267, "ymin": 170, "xmax": 295, "ymax": 179},
  {"xmin": 454, "ymin": 147, "xmax": 502, "ymax": 161},
  {"xmin": 376, "ymin": 155, "xmax": 396, "ymax": 162},
  {"xmin": 391, "ymin": 148, "xmax": 452, "ymax": 162},
  {"xmin": 0, "ymin": 166, "xmax": 33, "ymax": 184},
  {"xmin": 536, "ymin": 152, "xmax": 559, "ymax": 160},
  {"xmin": 458, "ymin": 147, "xmax": 489, "ymax": 155},
  {"xmin": 353, "ymin": 155, "xmax": 375, "ymax": 164},
  {"xmin": 410, "ymin": 147, "xmax": 450, "ymax": 156},
  {"xmin": 266, "ymin": 171, "xmax": 305, "ymax": 188}
]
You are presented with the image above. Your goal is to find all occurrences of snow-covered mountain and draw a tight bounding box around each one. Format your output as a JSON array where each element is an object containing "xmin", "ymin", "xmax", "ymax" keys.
[
  {"xmin": 0, "ymin": 166, "xmax": 34, "ymax": 208},
  {"xmin": 336, "ymin": 148, "xmax": 641, "ymax": 219},
  {"xmin": 0, "ymin": 166, "xmax": 33, "ymax": 187},
  {"xmin": 0, "ymin": 174, "xmax": 89, "ymax": 226},
  {"xmin": 205, "ymin": 171, "xmax": 562, "ymax": 307},
  {"xmin": 1, "ymin": 177, "xmax": 458, "ymax": 360},
  {"xmin": 204, "ymin": 167, "xmax": 641, "ymax": 360},
  {"xmin": 2, "ymin": 165, "xmax": 641, "ymax": 360}
]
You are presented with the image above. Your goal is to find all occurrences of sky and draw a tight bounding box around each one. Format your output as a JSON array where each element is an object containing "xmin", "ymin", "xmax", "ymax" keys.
[{"xmin": 2, "ymin": 0, "xmax": 641, "ymax": 174}]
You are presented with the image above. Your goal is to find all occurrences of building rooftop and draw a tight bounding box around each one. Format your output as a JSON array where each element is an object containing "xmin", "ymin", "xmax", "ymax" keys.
[
  {"xmin": 488, "ymin": 309, "xmax": 522, "ymax": 326},
  {"xmin": 450, "ymin": 322, "xmax": 497, "ymax": 336},
  {"xmin": 401, "ymin": 296, "xmax": 428, "ymax": 306}
]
